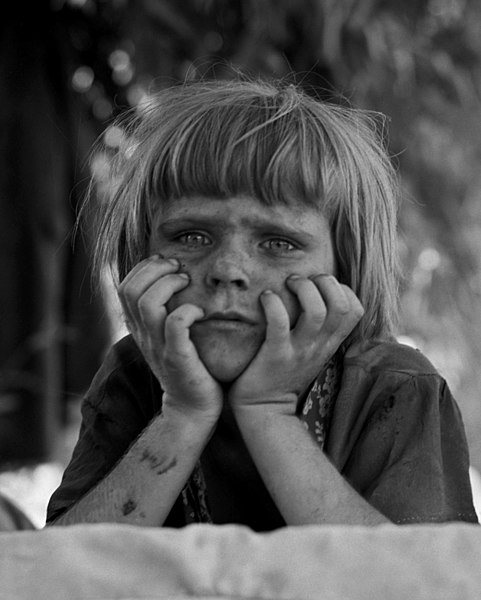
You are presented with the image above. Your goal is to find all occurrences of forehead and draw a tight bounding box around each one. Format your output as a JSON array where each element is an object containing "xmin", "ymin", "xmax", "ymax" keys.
[{"xmin": 154, "ymin": 195, "xmax": 330, "ymax": 234}]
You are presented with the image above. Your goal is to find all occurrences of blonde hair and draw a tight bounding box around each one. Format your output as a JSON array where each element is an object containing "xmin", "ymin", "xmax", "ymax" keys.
[{"xmin": 90, "ymin": 78, "xmax": 400, "ymax": 343}]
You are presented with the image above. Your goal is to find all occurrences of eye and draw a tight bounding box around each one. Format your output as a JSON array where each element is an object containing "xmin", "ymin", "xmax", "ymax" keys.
[
  {"xmin": 261, "ymin": 238, "xmax": 298, "ymax": 253},
  {"xmin": 176, "ymin": 231, "xmax": 211, "ymax": 247}
]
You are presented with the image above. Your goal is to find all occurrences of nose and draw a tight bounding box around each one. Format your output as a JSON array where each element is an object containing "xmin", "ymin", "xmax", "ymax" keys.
[{"xmin": 204, "ymin": 246, "xmax": 251, "ymax": 291}]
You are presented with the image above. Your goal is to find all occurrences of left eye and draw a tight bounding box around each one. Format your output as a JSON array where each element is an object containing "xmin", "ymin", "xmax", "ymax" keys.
[
  {"xmin": 262, "ymin": 238, "xmax": 297, "ymax": 252},
  {"xmin": 176, "ymin": 232, "xmax": 211, "ymax": 247}
]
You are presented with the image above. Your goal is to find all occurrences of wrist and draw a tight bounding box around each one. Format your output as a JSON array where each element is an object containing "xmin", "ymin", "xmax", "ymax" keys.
[
  {"xmin": 231, "ymin": 393, "xmax": 298, "ymax": 419},
  {"xmin": 161, "ymin": 394, "xmax": 222, "ymax": 428}
]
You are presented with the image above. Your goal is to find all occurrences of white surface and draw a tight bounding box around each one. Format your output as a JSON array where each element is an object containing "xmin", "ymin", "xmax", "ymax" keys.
[
  {"xmin": 1, "ymin": 522, "xmax": 481, "ymax": 599},
  {"xmin": 469, "ymin": 466, "xmax": 481, "ymax": 521}
]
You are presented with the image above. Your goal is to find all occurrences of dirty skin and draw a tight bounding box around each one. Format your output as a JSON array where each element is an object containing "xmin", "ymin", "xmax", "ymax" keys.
[
  {"xmin": 141, "ymin": 450, "xmax": 178, "ymax": 475},
  {"xmin": 122, "ymin": 499, "xmax": 137, "ymax": 516}
]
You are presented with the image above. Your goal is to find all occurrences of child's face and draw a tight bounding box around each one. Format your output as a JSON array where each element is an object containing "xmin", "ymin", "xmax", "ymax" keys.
[{"xmin": 149, "ymin": 195, "xmax": 336, "ymax": 382}]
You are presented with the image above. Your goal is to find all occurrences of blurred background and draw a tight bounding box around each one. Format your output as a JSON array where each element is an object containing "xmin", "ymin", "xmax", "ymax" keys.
[{"xmin": 1, "ymin": 0, "xmax": 481, "ymax": 527}]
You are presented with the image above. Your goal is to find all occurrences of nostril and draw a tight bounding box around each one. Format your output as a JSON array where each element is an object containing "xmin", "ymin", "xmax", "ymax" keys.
[{"xmin": 211, "ymin": 277, "xmax": 247, "ymax": 290}]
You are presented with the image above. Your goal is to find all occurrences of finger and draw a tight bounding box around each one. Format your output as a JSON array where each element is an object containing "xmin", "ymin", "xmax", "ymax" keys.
[
  {"xmin": 119, "ymin": 256, "xmax": 179, "ymax": 318},
  {"xmin": 120, "ymin": 254, "xmax": 178, "ymax": 289},
  {"xmin": 137, "ymin": 273, "xmax": 190, "ymax": 335},
  {"xmin": 119, "ymin": 257, "xmax": 181, "ymax": 324},
  {"xmin": 311, "ymin": 275, "xmax": 364, "ymax": 337},
  {"xmin": 164, "ymin": 303, "xmax": 205, "ymax": 356},
  {"xmin": 260, "ymin": 290, "xmax": 290, "ymax": 346},
  {"xmin": 285, "ymin": 276, "xmax": 327, "ymax": 336}
]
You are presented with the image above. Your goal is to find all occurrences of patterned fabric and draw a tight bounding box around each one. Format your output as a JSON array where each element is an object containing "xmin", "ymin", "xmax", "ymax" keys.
[
  {"xmin": 180, "ymin": 353, "xmax": 342, "ymax": 524},
  {"xmin": 181, "ymin": 462, "xmax": 212, "ymax": 524},
  {"xmin": 299, "ymin": 353, "xmax": 341, "ymax": 446}
]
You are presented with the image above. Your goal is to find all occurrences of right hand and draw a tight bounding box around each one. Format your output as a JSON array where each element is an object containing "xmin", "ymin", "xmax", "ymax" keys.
[{"xmin": 118, "ymin": 255, "xmax": 224, "ymax": 422}]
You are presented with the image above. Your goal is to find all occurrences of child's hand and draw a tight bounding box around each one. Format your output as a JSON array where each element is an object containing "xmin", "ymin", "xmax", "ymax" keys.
[
  {"xmin": 228, "ymin": 274, "xmax": 363, "ymax": 415},
  {"xmin": 118, "ymin": 256, "xmax": 223, "ymax": 421}
]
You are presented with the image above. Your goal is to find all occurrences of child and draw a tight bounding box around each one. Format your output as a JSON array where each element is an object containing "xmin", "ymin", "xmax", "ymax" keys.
[{"xmin": 47, "ymin": 78, "xmax": 477, "ymax": 528}]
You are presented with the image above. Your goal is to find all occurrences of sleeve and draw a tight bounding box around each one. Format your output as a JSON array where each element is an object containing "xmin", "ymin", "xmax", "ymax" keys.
[
  {"xmin": 338, "ymin": 374, "xmax": 478, "ymax": 524},
  {"xmin": 46, "ymin": 337, "xmax": 162, "ymax": 524}
]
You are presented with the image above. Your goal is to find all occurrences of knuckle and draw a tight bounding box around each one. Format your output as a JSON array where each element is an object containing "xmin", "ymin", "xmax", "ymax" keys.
[
  {"xmin": 138, "ymin": 297, "xmax": 166, "ymax": 325},
  {"xmin": 315, "ymin": 273, "xmax": 337, "ymax": 287},
  {"xmin": 336, "ymin": 300, "xmax": 352, "ymax": 317},
  {"xmin": 328, "ymin": 300, "xmax": 351, "ymax": 321},
  {"xmin": 167, "ymin": 313, "xmax": 183, "ymax": 324},
  {"xmin": 118, "ymin": 282, "xmax": 137, "ymax": 305},
  {"xmin": 353, "ymin": 302, "xmax": 365, "ymax": 319},
  {"xmin": 312, "ymin": 273, "xmax": 331, "ymax": 281},
  {"xmin": 310, "ymin": 309, "xmax": 327, "ymax": 327},
  {"xmin": 136, "ymin": 294, "xmax": 150, "ymax": 315},
  {"xmin": 165, "ymin": 310, "xmax": 187, "ymax": 327}
]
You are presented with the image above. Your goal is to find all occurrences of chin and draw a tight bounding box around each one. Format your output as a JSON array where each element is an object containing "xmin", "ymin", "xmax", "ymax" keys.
[
  {"xmin": 204, "ymin": 359, "xmax": 249, "ymax": 383},
  {"xmin": 191, "ymin": 327, "xmax": 261, "ymax": 383}
]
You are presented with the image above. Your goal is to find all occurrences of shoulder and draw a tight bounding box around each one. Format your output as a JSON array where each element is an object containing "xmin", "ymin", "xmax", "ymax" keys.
[
  {"xmin": 92, "ymin": 334, "xmax": 153, "ymax": 390},
  {"xmin": 330, "ymin": 340, "xmax": 477, "ymax": 524},
  {"xmin": 338, "ymin": 338, "xmax": 452, "ymax": 423},
  {"xmin": 337, "ymin": 338, "xmax": 448, "ymax": 422},
  {"xmin": 101, "ymin": 334, "xmax": 150, "ymax": 376},
  {"xmin": 83, "ymin": 334, "xmax": 161, "ymax": 421},
  {"xmin": 328, "ymin": 338, "xmax": 453, "ymax": 463},
  {"xmin": 343, "ymin": 338, "xmax": 440, "ymax": 380}
]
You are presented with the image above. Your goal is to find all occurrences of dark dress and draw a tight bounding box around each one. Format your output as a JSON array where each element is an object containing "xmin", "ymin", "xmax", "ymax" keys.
[{"xmin": 47, "ymin": 336, "xmax": 478, "ymax": 527}]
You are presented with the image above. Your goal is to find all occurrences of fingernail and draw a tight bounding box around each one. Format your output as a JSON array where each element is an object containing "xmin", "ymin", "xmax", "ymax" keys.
[
  {"xmin": 262, "ymin": 289, "xmax": 273, "ymax": 295},
  {"xmin": 167, "ymin": 258, "xmax": 179, "ymax": 266},
  {"xmin": 178, "ymin": 272, "xmax": 189, "ymax": 279},
  {"xmin": 288, "ymin": 274, "xmax": 300, "ymax": 280}
]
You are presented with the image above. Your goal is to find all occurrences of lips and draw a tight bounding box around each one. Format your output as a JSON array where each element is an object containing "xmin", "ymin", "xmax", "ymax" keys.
[{"xmin": 202, "ymin": 311, "xmax": 258, "ymax": 325}]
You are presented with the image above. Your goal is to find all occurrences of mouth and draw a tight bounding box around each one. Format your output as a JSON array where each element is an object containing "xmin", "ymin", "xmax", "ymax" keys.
[{"xmin": 201, "ymin": 311, "xmax": 258, "ymax": 325}]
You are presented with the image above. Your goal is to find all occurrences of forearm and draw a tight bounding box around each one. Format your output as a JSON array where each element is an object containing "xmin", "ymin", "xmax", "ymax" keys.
[
  {"xmin": 50, "ymin": 408, "xmax": 217, "ymax": 527},
  {"xmin": 234, "ymin": 406, "xmax": 389, "ymax": 526}
]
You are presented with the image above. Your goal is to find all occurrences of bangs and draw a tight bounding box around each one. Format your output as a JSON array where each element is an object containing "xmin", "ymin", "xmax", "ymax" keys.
[{"xmin": 140, "ymin": 86, "xmax": 337, "ymax": 210}]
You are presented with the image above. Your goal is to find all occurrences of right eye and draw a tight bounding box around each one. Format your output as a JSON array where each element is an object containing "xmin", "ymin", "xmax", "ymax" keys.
[{"xmin": 175, "ymin": 232, "xmax": 211, "ymax": 247}]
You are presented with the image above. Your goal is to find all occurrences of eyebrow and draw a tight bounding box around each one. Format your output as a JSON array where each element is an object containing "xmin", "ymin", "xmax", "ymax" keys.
[{"xmin": 158, "ymin": 215, "xmax": 318, "ymax": 241}]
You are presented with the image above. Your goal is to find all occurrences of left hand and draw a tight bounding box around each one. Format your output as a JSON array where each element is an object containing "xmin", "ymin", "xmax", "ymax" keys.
[{"xmin": 228, "ymin": 274, "xmax": 364, "ymax": 415}]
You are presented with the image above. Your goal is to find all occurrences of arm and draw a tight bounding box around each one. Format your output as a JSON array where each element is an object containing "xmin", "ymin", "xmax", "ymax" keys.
[
  {"xmin": 229, "ymin": 275, "xmax": 388, "ymax": 525},
  {"xmin": 50, "ymin": 256, "xmax": 223, "ymax": 526},
  {"xmin": 233, "ymin": 407, "xmax": 388, "ymax": 526},
  {"xmin": 51, "ymin": 405, "xmax": 216, "ymax": 526}
]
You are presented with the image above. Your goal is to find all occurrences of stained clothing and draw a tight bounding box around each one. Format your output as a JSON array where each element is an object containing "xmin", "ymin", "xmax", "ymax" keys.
[{"xmin": 46, "ymin": 335, "xmax": 478, "ymax": 527}]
